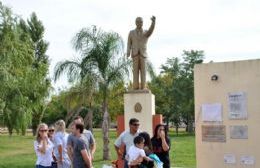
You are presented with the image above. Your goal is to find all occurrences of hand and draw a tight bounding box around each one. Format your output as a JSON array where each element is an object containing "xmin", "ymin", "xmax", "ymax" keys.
[
  {"xmin": 151, "ymin": 16, "xmax": 156, "ymax": 22},
  {"xmin": 160, "ymin": 130, "xmax": 165, "ymax": 139}
]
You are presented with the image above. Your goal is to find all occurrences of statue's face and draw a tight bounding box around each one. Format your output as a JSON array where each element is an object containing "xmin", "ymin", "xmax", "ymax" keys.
[{"xmin": 135, "ymin": 17, "xmax": 143, "ymax": 29}]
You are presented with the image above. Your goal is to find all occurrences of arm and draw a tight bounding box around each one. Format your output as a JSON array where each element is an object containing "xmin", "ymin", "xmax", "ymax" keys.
[
  {"xmin": 127, "ymin": 31, "xmax": 132, "ymax": 57},
  {"xmin": 67, "ymin": 145, "xmax": 73, "ymax": 161},
  {"xmin": 81, "ymin": 149, "xmax": 92, "ymax": 167},
  {"xmin": 114, "ymin": 145, "xmax": 124, "ymax": 159},
  {"xmin": 161, "ymin": 136, "xmax": 170, "ymax": 152},
  {"xmin": 89, "ymin": 133, "xmax": 96, "ymax": 159},
  {"xmin": 58, "ymin": 145, "xmax": 63, "ymax": 163},
  {"xmin": 67, "ymin": 135, "xmax": 73, "ymax": 161},
  {"xmin": 38, "ymin": 137, "xmax": 48, "ymax": 154},
  {"xmin": 145, "ymin": 16, "xmax": 156, "ymax": 38}
]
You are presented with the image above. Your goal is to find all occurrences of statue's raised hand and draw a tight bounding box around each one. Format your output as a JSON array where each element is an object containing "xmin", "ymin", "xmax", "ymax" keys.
[{"xmin": 151, "ymin": 16, "xmax": 156, "ymax": 22}]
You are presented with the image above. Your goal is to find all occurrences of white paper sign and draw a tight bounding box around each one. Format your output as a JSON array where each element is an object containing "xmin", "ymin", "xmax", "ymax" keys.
[
  {"xmin": 224, "ymin": 154, "xmax": 236, "ymax": 164},
  {"xmin": 241, "ymin": 155, "xmax": 255, "ymax": 165},
  {"xmin": 228, "ymin": 92, "xmax": 247, "ymax": 119},
  {"xmin": 202, "ymin": 103, "xmax": 222, "ymax": 121}
]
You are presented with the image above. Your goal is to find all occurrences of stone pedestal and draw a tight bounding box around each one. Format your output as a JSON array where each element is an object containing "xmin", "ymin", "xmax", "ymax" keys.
[{"xmin": 124, "ymin": 91, "xmax": 155, "ymax": 135}]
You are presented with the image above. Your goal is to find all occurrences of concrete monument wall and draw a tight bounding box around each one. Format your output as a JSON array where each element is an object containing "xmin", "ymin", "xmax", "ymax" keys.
[{"xmin": 194, "ymin": 59, "xmax": 260, "ymax": 168}]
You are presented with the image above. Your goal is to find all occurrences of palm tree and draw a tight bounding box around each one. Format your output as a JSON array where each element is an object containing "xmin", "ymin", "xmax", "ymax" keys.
[{"xmin": 54, "ymin": 26, "xmax": 130, "ymax": 159}]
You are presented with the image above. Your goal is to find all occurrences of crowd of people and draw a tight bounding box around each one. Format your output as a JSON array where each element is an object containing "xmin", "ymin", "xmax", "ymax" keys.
[
  {"xmin": 34, "ymin": 117, "xmax": 170, "ymax": 168},
  {"xmin": 34, "ymin": 116, "xmax": 95, "ymax": 168}
]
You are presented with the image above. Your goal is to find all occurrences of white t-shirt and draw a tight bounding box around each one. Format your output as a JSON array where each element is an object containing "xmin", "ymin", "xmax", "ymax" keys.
[
  {"xmin": 34, "ymin": 139, "xmax": 54, "ymax": 167},
  {"xmin": 114, "ymin": 130, "xmax": 140, "ymax": 153},
  {"xmin": 127, "ymin": 145, "xmax": 146, "ymax": 163},
  {"xmin": 53, "ymin": 131, "xmax": 71, "ymax": 165}
]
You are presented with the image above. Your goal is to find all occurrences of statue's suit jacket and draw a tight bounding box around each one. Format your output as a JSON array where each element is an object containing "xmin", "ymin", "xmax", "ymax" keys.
[{"xmin": 127, "ymin": 29, "xmax": 149, "ymax": 58}]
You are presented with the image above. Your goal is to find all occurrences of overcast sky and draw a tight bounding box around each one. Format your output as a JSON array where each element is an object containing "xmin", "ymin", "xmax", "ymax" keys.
[{"xmin": 2, "ymin": 0, "xmax": 260, "ymax": 91}]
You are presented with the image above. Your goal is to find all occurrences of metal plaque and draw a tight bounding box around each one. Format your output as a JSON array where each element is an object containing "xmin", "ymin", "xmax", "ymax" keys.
[
  {"xmin": 202, "ymin": 125, "xmax": 226, "ymax": 142},
  {"xmin": 230, "ymin": 125, "xmax": 248, "ymax": 139}
]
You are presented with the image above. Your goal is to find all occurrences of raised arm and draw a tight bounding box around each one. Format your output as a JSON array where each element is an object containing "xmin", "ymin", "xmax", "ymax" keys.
[{"xmin": 145, "ymin": 16, "xmax": 156, "ymax": 38}]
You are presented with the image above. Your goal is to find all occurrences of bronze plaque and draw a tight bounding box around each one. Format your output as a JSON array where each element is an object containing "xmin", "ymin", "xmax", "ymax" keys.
[
  {"xmin": 202, "ymin": 125, "xmax": 226, "ymax": 142},
  {"xmin": 134, "ymin": 102, "xmax": 142, "ymax": 113}
]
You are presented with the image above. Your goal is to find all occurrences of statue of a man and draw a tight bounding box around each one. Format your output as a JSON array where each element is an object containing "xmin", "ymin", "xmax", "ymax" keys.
[{"xmin": 127, "ymin": 16, "xmax": 156, "ymax": 90}]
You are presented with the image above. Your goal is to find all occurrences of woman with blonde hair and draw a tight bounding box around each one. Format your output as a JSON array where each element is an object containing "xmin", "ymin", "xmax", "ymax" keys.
[
  {"xmin": 53, "ymin": 120, "xmax": 71, "ymax": 168},
  {"xmin": 34, "ymin": 123, "xmax": 54, "ymax": 168}
]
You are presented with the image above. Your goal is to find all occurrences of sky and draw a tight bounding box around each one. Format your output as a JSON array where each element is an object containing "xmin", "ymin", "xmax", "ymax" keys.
[{"xmin": 2, "ymin": 0, "xmax": 260, "ymax": 91}]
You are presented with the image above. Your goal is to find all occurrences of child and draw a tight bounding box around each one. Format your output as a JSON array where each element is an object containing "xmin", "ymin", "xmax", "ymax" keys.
[{"xmin": 127, "ymin": 136, "xmax": 153, "ymax": 168}]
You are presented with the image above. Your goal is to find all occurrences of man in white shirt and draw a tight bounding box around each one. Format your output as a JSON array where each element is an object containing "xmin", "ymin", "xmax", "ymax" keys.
[{"xmin": 114, "ymin": 118, "xmax": 140, "ymax": 168}]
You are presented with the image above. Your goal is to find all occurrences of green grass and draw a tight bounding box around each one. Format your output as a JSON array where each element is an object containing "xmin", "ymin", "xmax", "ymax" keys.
[{"xmin": 0, "ymin": 130, "xmax": 196, "ymax": 168}]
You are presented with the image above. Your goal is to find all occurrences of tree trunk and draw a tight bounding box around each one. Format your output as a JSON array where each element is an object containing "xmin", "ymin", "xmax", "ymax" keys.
[
  {"xmin": 84, "ymin": 108, "xmax": 93, "ymax": 132},
  {"xmin": 175, "ymin": 126, "xmax": 179, "ymax": 136},
  {"xmin": 102, "ymin": 99, "xmax": 110, "ymax": 160}
]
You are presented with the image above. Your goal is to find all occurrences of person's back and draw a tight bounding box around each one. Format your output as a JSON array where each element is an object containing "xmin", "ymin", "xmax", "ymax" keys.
[{"xmin": 73, "ymin": 136, "xmax": 89, "ymax": 168}]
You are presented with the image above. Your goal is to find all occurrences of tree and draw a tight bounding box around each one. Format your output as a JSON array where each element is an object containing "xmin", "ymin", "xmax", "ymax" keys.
[
  {"xmin": 153, "ymin": 50, "xmax": 204, "ymax": 133},
  {"xmin": 0, "ymin": 2, "xmax": 50, "ymax": 135},
  {"xmin": 20, "ymin": 12, "xmax": 51, "ymax": 135},
  {"xmin": 55, "ymin": 26, "xmax": 130, "ymax": 159}
]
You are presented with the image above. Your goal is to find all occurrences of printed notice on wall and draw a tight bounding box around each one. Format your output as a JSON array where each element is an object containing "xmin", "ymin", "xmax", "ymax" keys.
[
  {"xmin": 241, "ymin": 155, "xmax": 255, "ymax": 165},
  {"xmin": 228, "ymin": 92, "xmax": 247, "ymax": 119},
  {"xmin": 202, "ymin": 103, "xmax": 222, "ymax": 122},
  {"xmin": 224, "ymin": 154, "xmax": 236, "ymax": 164}
]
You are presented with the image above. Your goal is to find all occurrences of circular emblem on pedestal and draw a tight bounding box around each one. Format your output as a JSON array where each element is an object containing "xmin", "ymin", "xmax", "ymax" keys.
[{"xmin": 134, "ymin": 102, "xmax": 142, "ymax": 113}]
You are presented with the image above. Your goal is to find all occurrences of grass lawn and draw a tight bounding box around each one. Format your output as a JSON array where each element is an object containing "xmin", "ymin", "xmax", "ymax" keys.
[{"xmin": 0, "ymin": 129, "xmax": 196, "ymax": 168}]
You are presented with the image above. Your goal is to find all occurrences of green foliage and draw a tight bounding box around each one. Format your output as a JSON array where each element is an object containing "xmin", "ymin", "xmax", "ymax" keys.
[
  {"xmin": 149, "ymin": 50, "xmax": 204, "ymax": 133},
  {"xmin": 0, "ymin": 2, "xmax": 50, "ymax": 135},
  {"xmin": 54, "ymin": 26, "xmax": 130, "ymax": 160}
]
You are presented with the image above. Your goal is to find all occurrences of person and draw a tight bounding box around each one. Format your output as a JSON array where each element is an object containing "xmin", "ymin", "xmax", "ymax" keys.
[
  {"xmin": 72, "ymin": 122, "xmax": 92, "ymax": 168},
  {"xmin": 114, "ymin": 118, "xmax": 140, "ymax": 168},
  {"xmin": 138, "ymin": 132, "xmax": 154, "ymax": 168},
  {"xmin": 53, "ymin": 120, "xmax": 71, "ymax": 168},
  {"xmin": 67, "ymin": 116, "xmax": 96, "ymax": 162},
  {"xmin": 48, "ymin": 125, "xmax": 57, "ymax": 168},
  {"xmin": 34, "ymin": 123, "xmax": 54, "ymax": 168},
  {"xmin": 127, "ymin": 16, "xmax": 156, "ymax": 90},
  {"xmin": 151, "ymin": 124, "xmax": 171, "ymax": 168},
  {"xmin": 48, "ymin": 125, "xmax": 55, "ymax": 143},
  {"xmin": 127, "ymin": 136, "xmax": 153, "ymax": 168}
]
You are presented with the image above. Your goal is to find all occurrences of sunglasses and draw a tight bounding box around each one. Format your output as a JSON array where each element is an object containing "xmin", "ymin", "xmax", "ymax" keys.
[
  {"xmin": 48, "ymin": 129, "xmax": 54, "ymax": 132},
  {"xmin": 132, "ymin": 123, "xmax": 140, "ymax": 126},
  {"xmin": 39, "ymin": 129, "xmax": 48, "ymax": 132}
]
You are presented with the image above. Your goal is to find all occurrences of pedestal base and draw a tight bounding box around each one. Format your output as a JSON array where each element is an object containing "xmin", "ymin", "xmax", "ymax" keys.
[{"xmin": 124, "ymin": 91, "xmax": 155, "ymax": 135}]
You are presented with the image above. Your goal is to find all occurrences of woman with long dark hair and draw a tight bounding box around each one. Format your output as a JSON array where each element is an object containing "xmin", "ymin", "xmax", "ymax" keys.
[
  {"xmin": 139, "ymin": 132, "xmax": 154, "ymax": 168},
  {"xmin": 151, "ymin": 124, "xmax": 171, "ymax": 168}
]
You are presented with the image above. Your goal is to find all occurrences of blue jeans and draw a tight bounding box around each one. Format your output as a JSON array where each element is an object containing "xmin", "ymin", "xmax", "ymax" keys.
[
  {"xmin": 124, "ymin": 160, "xmax": 128, "ymax": 168},
  {"xmin": 36, "ymin": 165, "xmax": 52, "ymax": 168}
]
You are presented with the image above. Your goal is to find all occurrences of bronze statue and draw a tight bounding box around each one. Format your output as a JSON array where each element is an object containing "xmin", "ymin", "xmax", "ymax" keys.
[{"xmin": 127, "ymin": 16, "xmax": 156, "ymax": 90}]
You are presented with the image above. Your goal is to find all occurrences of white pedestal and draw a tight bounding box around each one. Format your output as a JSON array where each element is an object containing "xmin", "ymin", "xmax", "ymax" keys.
[{"xmin": 124, "ymin": 91, "xmax": 155, "ymax": 135}]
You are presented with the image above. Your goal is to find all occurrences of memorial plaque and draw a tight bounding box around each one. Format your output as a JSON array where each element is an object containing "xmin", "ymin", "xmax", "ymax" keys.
[
  {"xmin": 241, "ymin": 155, "xmax": 255, "ymax": 165},
  {"xmin": 230, "ymin": 125, "xmax": 248, "ymax": 139},
  {"xmin": 202, "ymin": 125, "xmax": 226, "ymax": 142},
  {"xmin": 224, "ymin": 154, "xmax": 236, "ymax": 164},
  {"xmin": 228, "ymin": 92, "xmax": 247, "ymax": 119}
]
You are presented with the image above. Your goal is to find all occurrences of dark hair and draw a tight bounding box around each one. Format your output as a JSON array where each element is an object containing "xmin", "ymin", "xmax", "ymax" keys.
[
  {"xmin": 129, "ymin": 118, "xmax": 139, "ymax": 125},
  {"xmin": 134, "ymin": 136, "xmax": 144, "ymax": 145},
  {"xmin": 74, "ymin": 116, "xmax": 84, "ymax": 123},
  {"xmin": 152, "ymin": 124, "xmax": 168, "ymax": 139},
  {"xmin": 139, "ymin": 132, "xmax": 152, "ymax": 150},
  {"xmin": 75, "ymin": 123, "xmax": 84, "ymax": 134}
]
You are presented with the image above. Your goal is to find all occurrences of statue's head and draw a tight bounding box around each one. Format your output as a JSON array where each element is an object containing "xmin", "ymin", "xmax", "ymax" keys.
[{"xmin": 135, "ymin": 17, "xmax": 143, "ymax": 29}]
